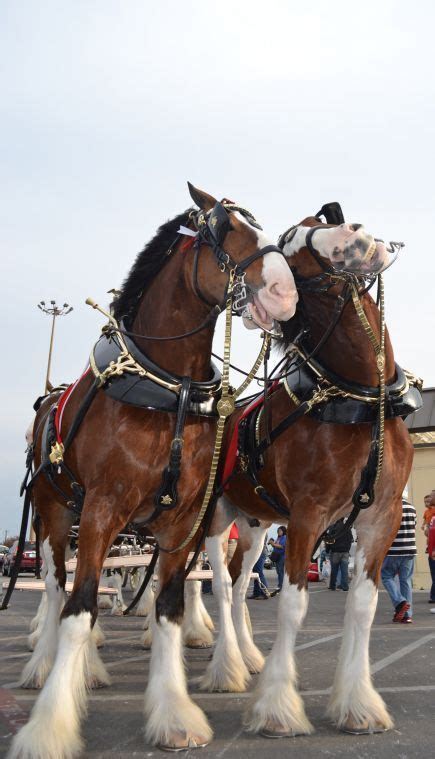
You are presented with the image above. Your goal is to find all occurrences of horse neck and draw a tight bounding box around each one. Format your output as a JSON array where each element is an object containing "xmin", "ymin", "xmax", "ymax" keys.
[
  {"xmin": 131, "ymin": 248, "xmax": 216, "ymax": 382},
  {"xmin": 302, "ymin": 289, "xmax": 396, "ymax": 386}
]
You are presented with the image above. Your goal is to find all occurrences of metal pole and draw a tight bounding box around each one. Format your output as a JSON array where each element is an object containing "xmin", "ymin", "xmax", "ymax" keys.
[
  {"xmin": 44, "ymin": 311, "xmax": 56, "ymax": 394},
  {"xmin": 37, "ymin": 301, "xmax": 73, "ymax": 394}
]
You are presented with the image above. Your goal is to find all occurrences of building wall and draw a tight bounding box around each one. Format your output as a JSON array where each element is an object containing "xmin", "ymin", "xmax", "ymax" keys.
[{"xmin": 407, "ymin": 444, "xmax": 435, "ymax": 590}]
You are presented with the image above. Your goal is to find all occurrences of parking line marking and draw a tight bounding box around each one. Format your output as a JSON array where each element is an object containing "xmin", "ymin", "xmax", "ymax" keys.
[
  {"xmin": 296, "ymin": 632, "xmax": 343, "ymax": 651},
  {"xmin": 216, "ymin": 727, "xmax": 244, "ymax": 757},
  {"xmin": 370, "ymin": 633, "xmax": 435, "ymax": 675}
]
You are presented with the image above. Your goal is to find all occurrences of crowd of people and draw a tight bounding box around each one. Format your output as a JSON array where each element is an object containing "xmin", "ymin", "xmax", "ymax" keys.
[{"xmin": 204, "ymin": 491, "xmax": 435, "ymax": 615}]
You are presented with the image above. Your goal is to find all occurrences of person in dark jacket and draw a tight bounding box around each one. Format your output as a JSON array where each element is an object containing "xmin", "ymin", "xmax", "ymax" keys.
[{"xmin": 327, "ymin": 518, "xmax": 354, "ymax": 591}]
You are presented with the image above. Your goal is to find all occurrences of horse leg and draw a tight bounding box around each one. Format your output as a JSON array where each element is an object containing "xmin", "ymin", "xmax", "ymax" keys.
[
  {"xmin": 141, "ymin": 599, "xmax": 155, "ymax": 649},
  {"xmin": 28, "ymin": 591, "xmax": 47, "ymax": 650},
  {"xmin": 29, "ymin": 554, "xmax": 47, "ymax": 634},
  {"xmin": 327, "ymin": 501, "xmax": 399, "ymax": 733},
  {"xmin": 97, "ymin": 569, "xmax": 113, "ymax": 610},
  {"xmin": 182, "ymin": 579, "xmax": 214, "ymax": 648},
  {"xmin": 200, "ymin": 525, "xmax": 250, "ymax": 692},
  {"xmin": 28, "ymin": 542, "xmax": 73, "ymax": 650},
  {"xmin": 108, "ymin": 569, "xmax": 127, "ymax": 615},
  {"xmin": 230, "ymin": 520, "xmax": 267, "ymax": 674},
  {"xmin": 20, "ymin": 505, "xmax": 73, "ymax": 689},
  {"xmin": 91, "ymin": 619, "xmax": 105, "ymax": 648},
  {"xmin": 134, "ymin": 569, "xmax": 155, "ymax": 616},
  {"xmin": 245, "ymin": 519, "xmax": 315, "ymax": 737},
  {"xmin": 144, "ymin": 549, "xmax": 213, "ymax": 750},
  {"xmin": 10, "ymin": 504, "xmax": 115, "ymax": 759}
]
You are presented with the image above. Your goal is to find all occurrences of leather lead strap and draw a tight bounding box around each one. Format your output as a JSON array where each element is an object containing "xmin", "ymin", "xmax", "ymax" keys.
[{"xmin": 122, "ymin": 545, "xmax": 160, "ymax": 616}]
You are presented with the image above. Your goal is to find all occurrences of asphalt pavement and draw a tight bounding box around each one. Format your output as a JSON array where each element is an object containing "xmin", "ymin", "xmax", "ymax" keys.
[{"xmin": 1, "ymin": 572, "xmax": 434, "ymax": 758}]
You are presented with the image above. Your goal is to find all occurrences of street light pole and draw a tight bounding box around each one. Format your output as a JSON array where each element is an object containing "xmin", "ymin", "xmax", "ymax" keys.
[{"xmin": 37, "ymin": 300, "xmax": 73, "ymax": 393}]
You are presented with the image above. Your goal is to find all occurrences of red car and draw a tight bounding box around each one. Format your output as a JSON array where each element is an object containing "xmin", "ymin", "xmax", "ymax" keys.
[{"xmin": 2, "ymin": 541, "xmax": 41, "ymax": 576}]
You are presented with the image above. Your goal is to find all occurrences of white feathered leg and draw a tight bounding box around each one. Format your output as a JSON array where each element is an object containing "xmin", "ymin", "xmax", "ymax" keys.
[
  {"xmin": 245, "ymin": 578, "xmax": 314, "ymax": 736},
  {"xmin": 20, "ymin": 540, "xmax": 65, "ymax": 689},
  {"xmin": 108, "ymin": 571, "xmax": 126, "ymax": 615},
  {"xmin": 144, "ymin": 612, "xmax": 212, "ymax": 749},
  {"xmin": 29, "ymin": 558, "xmax": 47, "ymax": 634},
  {"xmin": 90, "ymin": 618, "xmax": 105, "ymax": 649},
  {"xmin": 141, "ymin": 601, "xmax": 155, "ymax": 649},
  {"xmin": 199, "ymin": 594, "xmax": 214, "ymax": 632},
  {"xmin": 182, "ymin": 580, "xmax": 213, "ymax": 648},
  {"xmin": 134, "ymin": 571, "xmax": 155, "ymax": 616},
  {"xmin": 28, "ymin": 592, "xmax": 48, "ymax": 651},
  {"xmin": 10, "ymin": 612, "xmax": 95, "ymax": 759},
  {"xmin": 200, "ymin": 535, "xmax": 250, "ymax": 692},
  {"xmin": 327, "ymin": 547, "xmax": 393, "ymax": 732},
  {"xmin": 232, "ymin": 524, "xmax": 266, "ymax": 673}
]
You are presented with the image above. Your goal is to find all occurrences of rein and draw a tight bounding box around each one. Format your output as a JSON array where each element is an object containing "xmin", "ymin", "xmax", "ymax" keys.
[{"xmin": 158, "ymin": 269, "xmax": 271, "ymax": 554}]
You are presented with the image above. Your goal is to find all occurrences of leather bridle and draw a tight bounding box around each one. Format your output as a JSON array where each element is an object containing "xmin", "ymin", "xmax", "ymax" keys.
[{"xmin": 191, "ymin": 201, "xmax": 285, "ymax": 310}]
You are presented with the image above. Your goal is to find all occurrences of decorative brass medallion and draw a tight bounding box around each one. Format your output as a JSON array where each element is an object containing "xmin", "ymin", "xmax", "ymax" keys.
[
  {"xmin": 160, "ymin": 494, "xmax": 173, "ymax": 505},
  {"xmin": 49, "ymin": 441, "xmax": 65, "ymax": 465},
  {"xmin": 217, "ymin": 396, "xmax": 235, "ymax": 417}
]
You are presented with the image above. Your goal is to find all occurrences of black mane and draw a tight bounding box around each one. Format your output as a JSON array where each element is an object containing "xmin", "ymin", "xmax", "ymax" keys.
[{"xmin": 112, "ymin": 209, "xmax": 192, "ymax": 321}]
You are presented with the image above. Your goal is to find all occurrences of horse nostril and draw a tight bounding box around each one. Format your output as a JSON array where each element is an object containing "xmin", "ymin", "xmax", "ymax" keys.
[{"xmin": 351, "ymin": 223, "xmax": 362, "ymax": 232}]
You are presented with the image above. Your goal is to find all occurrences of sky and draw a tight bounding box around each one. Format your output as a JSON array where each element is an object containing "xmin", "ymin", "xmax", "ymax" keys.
[{"xmin": 1, "ymin": 0, "xmax": 434, "ymax": 536}]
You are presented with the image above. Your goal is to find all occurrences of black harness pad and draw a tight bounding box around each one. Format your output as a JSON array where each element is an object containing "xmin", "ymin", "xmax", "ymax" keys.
[
  {"xmin": 284, "ymin": 351, "xmax": 422, "ymax": 424},
  {"xmin": 92, "ymin": 329, "xmax": 221, "ymax": 416}
]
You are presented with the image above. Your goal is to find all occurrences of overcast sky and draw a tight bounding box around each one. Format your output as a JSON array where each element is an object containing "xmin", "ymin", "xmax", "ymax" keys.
[{"xmin": 1, "ymin": 0, "xmax": 434, "ymax": 537}]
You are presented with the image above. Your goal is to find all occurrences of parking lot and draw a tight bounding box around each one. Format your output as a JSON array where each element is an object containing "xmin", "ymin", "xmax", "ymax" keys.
[{"xmin": 1, "ymin": 577, "xmax": 434, "ymax": 758}]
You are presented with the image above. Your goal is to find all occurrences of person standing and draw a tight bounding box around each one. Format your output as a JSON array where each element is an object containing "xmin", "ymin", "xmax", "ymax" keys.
[
  {"xmin": 327, "ymin": 518, "xmax": 353, "ymax": 591},
  {"xmin": 248, "ymin": 534, "xmax": 270, "ymax": 599},
  {"xmin": 381, "ymin": 498, "xmax": 417, "ymax": 623},
  {"xmin": 269, "ymin": 526, "xmax": 287, "ymax": 593},
  {"xmin": 427, "ymin": 514, "xmax": 435, "ymax": 604},
  {"xmin": 421, "ymin": 493, "xmax": 435, "ymax": 536}
]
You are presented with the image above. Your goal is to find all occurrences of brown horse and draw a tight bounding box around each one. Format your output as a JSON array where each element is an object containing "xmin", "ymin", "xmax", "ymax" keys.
[
  {"xmin": 203, "ymin": 213, "xmax": 416, "ymax": 738},
  {"xmin": 10, "ymin": 184, "xmax": 297, "ymax": 758}
]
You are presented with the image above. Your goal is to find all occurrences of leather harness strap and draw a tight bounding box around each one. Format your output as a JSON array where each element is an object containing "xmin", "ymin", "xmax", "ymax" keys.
[{"xmin": 151, "ymin": 377, "xmax": 192, "ymax": 519}]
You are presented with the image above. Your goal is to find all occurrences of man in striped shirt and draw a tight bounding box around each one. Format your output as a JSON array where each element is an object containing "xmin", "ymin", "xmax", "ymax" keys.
[{"xmin": 381, "ymin": 498, "xmax": 417, "ymax": 623}]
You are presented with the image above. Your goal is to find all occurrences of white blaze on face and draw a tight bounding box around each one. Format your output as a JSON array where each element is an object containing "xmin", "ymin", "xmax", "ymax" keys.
[
  {"xmin": 233, "ymin": 212, "xmax": 298, "ymax": 330},
  {"xmin": 283, "ymin": 223, "xmax": 393, "ymax": 275}
]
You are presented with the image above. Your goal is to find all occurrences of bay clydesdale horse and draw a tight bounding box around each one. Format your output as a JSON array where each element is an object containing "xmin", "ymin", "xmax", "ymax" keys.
[
  {"xmin": 204, "ymin": 213, "xmax": 416, "ymax": 738},
  {"xmin": 9, "ymin": 184, "xmax": 297, "ymax": 758}
]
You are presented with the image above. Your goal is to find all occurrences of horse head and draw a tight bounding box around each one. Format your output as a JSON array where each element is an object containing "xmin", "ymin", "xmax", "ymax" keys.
[
  {"xmin": 279, "ymin": 208, "xmax": 401, "ymax": 277},
  {"xmin": 188, "ymin": 183, "xmax": 298, "ymax": 330}
]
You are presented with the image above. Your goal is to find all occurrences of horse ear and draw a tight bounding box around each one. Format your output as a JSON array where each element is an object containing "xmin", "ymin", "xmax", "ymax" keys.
[{"xmin": 187, "ymin": 182, "xmax": 217, "ymax": 211}]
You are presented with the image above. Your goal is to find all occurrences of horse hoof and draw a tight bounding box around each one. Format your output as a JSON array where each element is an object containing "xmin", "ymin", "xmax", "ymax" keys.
[
  {"xmin": 184, "ymin": 640, "xmax": 213, "ymax": 649},
  {"xmin": 340, "ymin": 718, "xmax": 388, "ymax": 735},
  {"xmin": 260, "ymin": 728, "xmax": 303, "ymax": 739},
  {"xmin": 87, "ymin": 677, "xmax": 109, "ymax": 689},
  {"xmin": 260, "ymin": 721, "xmax": 306, "ymax": 739},
  {"xmin": 158, "ymin": 732, "xmax": 209, "ymax": 752}
]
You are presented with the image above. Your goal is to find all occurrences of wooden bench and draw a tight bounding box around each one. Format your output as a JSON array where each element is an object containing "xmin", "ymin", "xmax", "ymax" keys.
[
  {"xmin": 65, "ymin": 554, "xmax": 156, "ymax": 572},
  {"xmin": 1, "ymin": 579, "xmax": 117, "ymax": 595},
  {"xmin": 64, "ymin": 557, "xmax": 258, "ymax": 582}
]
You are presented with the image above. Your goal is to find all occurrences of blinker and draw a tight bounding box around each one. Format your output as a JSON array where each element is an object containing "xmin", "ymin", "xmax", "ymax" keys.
[
  {"xmin": 315, "ymin": 202, "xmax": 345, "ymax": 226},
  {"xmin": 207, "ymin": 202, "xmax": 232, "ymax": 245}
]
